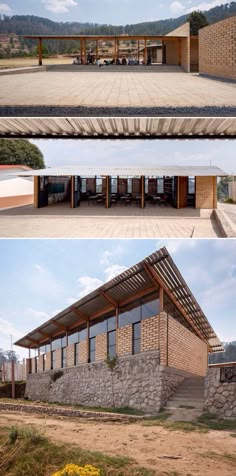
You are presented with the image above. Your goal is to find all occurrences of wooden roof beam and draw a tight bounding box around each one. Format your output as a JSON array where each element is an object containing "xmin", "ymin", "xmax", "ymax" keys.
[
  {"xmin": 51, "ymin": 320, "xmax": 67, "ymax": 331},
  {"xmin": 100, "ymin": 290, "xmax": 117, "ymax": 308},
  {"xmin": 71, "ymin": 307, "xmax": 89, "ymax": 321}
]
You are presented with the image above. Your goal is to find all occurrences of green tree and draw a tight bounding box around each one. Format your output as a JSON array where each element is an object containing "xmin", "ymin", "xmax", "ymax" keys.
[
  {"xmin": 0, "ymin": 139, "xmax": 45, "ymax": 169},
  {"xmin": 188, "ymin": 11, "xmax": 209, "ymax": 35},
  {"xmin": 35, "ymin": 43, "xmax": 49, "ymax": 56}
]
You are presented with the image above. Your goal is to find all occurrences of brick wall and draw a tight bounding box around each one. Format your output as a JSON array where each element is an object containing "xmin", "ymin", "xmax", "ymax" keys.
[
  {"xmin": 166, "ymin": 22, "xmax": 190, "ymax": 72},
  {"xmin": 45, "ymin": 352, "xmax": 51, "ymax": 371},
  {"xmin": 79, "ymin": 341, "xmax": 88, "ymax": 363},
  {"xmin": 117, "ymin": 325, "xmax": 132, "ymax": 356},
  {"xmin": 159, "ymin": 312, "xmax": 168, "ymax": 365},
  {"xmin": 199, "ymin": 17, "xmax": 236, "ymax": 80},
  {"xmin": 141, "ymin": 315, "xmax": 159, "ymax": 352},
  {"xmin": 38, "ymin": 355, "xmax": 44, "ymax": 373},
  {"xmin": 31, "ymin": 357, "xmax": 36, "ymax": 374},
  {"xmin": 0, "ymin": 194, "xmax": 33, "ymax": 209},
  {"xmin": 167, "ymin": 315, "xmax": 208, "ymax": 376},
  {"xmin": 66, "ymin": 344, "xmax": 75, "ymax": 367},
  {"xmin": 195, "ymin": 176, "xmax": 215, "ymax": 209},
  {"xmin": 55, "ymin": 349, "xmax": 62, "ymax": 369},
  {"xmin": 96, "ymin": 333, "xmax": 107, "ymax": 361}
]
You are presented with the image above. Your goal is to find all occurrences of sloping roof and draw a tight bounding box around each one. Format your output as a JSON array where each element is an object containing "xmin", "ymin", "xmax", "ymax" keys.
[
  {"xmin": 0, "ymin": 177, "xmax": 33, "ymax": 197},
  {"xmin": 0, "ymin": 165, "xmax": 32, "ymax": 170},
  {"xmin": 14, "ymin": 247, "xmax": 223, "ymax": 353},
  {"xmin": 0, "ymin": 118, "xmax": 235, "ymax": 138},
  {"xmin": 8, "ymin": 165, "xmax": 227, "ymax": 178}
]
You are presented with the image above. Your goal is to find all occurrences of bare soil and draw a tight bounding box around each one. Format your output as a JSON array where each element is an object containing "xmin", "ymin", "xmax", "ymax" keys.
[{"xmin": 0, "ymin": 410, "xmax": 235, "ymax": 476}]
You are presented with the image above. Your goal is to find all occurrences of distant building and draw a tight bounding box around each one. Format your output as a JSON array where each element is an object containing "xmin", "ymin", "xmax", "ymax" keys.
[{"xmin": 0, "ymin": 165, "xmax": 33, "ymax": 209}]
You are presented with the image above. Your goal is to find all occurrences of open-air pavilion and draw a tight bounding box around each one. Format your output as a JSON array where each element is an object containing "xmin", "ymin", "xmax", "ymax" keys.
[{"xmin": 10, "ymin": 165, "xmax": 226, "ymax": 211}]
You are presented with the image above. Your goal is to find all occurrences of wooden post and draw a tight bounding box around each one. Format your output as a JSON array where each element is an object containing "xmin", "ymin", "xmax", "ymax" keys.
[
  {"xmin": 87, "ymin": 320, "xmax": 90, "ymax": 363},
  {"xmin": 159, "ymin": 286, "xmax": 164, "ymax": 313},
  {"xmin": 213, "ymin": 176, "xmax": 217, "ymax": 209},
  {"xmin": 11, "ymin": 360, "xmax": 15, "ymax": 399},
  {"xmin": 106, "ymin": 176, "xmax": 110, "ymax": 208},
  {"xmin": 96, "ymin": 40, "xmax": 98, "ymax": 59},
  {"xmin": 138, "ymin": 40, "xmax": 140, "ymax": 63},
  {"xmin": 38, "ymin": 38, "xmax": 43, "ymax": 66},
  {"xmin": 141, "ymin": 175, "xmax": 145, "ymax": 209},
  {"xmin": 71, "ymin": 176, "xmax": 74, "ymax": 208},
  {"xmin": 177, "ymin": 176, "xmax": 180, "ymax": 209},
  {"xmin": 34, "ymin": 176, "xmax": 39, "ymax": 208},
  {"xmin": 178, "ymin": 39, "xmax": 182, "ymax": 66},
  {"xmin": 144, "ymin": 38, "xmax": 147, "ymax": 65}
]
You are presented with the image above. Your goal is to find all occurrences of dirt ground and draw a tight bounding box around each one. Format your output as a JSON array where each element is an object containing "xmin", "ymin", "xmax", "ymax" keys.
[{"xmin": 0, "ymin": 411, "xmax": 235, "ymax": 475}]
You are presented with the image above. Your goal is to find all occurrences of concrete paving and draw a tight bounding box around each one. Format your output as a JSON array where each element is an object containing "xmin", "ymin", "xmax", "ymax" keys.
[
  {"xmin": 0, "ymin": 70, "xmax": 235, "ymax": 109},
  {"xmin": 0, "ymin": 203, "xmax": 222, "ymax": 238}
]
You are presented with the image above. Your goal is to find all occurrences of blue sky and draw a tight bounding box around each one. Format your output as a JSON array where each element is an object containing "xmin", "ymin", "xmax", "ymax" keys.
[
  {"xmin": 31, "ymin": 139, "xmax": 236, "ymax": 174},
  {"xmin": 0, "ymin": 239, "xmax": 235, "ymax": 359},
  {"xmin": 0, "ymin": 1, "xmax": 231, "ymax": 24}
]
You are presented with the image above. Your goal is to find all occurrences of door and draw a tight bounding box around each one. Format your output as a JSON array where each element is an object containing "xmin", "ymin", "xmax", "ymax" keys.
[{"xmin": 178, "ymin": 177, "xmax": 188, "ymax": 208}]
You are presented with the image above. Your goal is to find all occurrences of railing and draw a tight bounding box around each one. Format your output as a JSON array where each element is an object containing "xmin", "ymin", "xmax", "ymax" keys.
[{"xmin": 208, "ymin": 362, "xmax": 236, "ymax": 383}]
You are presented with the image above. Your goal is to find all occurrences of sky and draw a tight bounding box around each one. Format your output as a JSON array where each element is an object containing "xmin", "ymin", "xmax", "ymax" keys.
[
  {"xmin": 0, "ymin": 1, "xmax": 232, "ymax": 25},
  {"xmin": 30, "ymin": 139, "xmax": 236, "ymax": 175},
  {"xmin": 0, "ymin": 238, "xmax": 236, "ymax": 360}
]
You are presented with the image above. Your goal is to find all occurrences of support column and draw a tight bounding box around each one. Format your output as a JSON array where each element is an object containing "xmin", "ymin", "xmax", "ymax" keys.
[
  {"xmin": 141, "ymin": 175, "xmax": 145, "ymax": 209},
  {"xmin": 96, "ymin": 40, "xmax": 98, "ymax": 59},
  {"xmin": 34, "ymin": 176, "xmax": 39, "ymax": 208},
  {"xmin": 114, "ymin": 39, "xmax": 117, "ymax": 61},
  {"xmin": 178, "ymin": 38, "xmax": 182, "ymax": 66},
  {"xmin": 213, "ymin": 177, "xmax": 217, "ymax": 209},
  {"xmin": 38, "ymin": 38, "xmax": 42, "ymax": 66},
  {"xmin": 138, "ymin": 40, "xmax": 140, "ymax": 63},
  {"xmin": 87, "ymin": 320, "xmax": 90, "ymax": 363},
  {"xmin": 11, "ymin": 360, "xmax": 15, "ymax": 399},
  {"xmin": 84, "ymin": 38, "xmax": 87, "ymax": 64},
  {"xmin": 177, "ymin": 176, "xmax": 180, "ymax": 209},
  {"xmin": 144, "ymin": 38, "xmax": 147, "ymax": 65},
  {"xmin": 105, "ymin": 175, "xmax": 111, "ymax": 208},
  {"xmin": 70, "ymin": 176, "xmax": 74, "ymax": 208}
]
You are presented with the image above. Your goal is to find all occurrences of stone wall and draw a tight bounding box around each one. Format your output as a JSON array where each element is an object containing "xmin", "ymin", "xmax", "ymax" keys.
[
  {"xmin": 204, "ymin": 366, "xmax": 236, "ymax": 418},
  {"xmin": 25, "ymin": 350, "xmax": 185, "ymax": 413},
  {"xmin": 199, "ymin": 17, "xmax": 236, "ymax": 81}
]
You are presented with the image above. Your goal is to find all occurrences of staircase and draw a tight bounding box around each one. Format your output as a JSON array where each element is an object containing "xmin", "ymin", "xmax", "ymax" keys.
[{"xmin": 164, "ymin": 377, "xmax": 205, "ymax": 421}]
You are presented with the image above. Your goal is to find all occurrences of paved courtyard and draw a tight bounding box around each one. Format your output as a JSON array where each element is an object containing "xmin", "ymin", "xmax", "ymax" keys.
[
  {"xmin": 0, "ymin": 203, "xmax": 222, "ymax": 238},
  {"xmin": 0, "ymin": 70, "xmax": 235, "ymax": 109}
]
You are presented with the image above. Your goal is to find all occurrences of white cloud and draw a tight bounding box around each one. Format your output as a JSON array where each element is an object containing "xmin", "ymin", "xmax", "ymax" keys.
[
  {"xmin": 26, "ymin": 307, "xmax": 50, "ymax": 323},
  {"xmin": 104, "ymin": 264, "xmax": 127, "ymax": 281},
  {"xmin": 77, "ymin": 276, "xmax": 103, "ymax": 298},
  {"xmin": 164, "ymin": 240, "xmax": 197, "ymax": 255},
  {"xmin": 0, "ymin": 3, "xmax": 12, "ymax": 14},
  {"xmin": 0, "ymin": 316, "xmax": 22, "ymax": 341},
  {"xmin": 41, "ymin": 0, "xmax": 77, "ymax": 14},
  {"xmin": 100, "ymin": 245, "xmax": 125, "ymax": 266},
  {"xmin": 170, "ymin": 1, "xmax": 185, "ymax": 14},
  {"xmin": 34, "ymin": 263, "xmax": 46, "ymax": 273},
  {"xmin": 187, "ymin": 0, "xmax": 230, "ymax": 13}
]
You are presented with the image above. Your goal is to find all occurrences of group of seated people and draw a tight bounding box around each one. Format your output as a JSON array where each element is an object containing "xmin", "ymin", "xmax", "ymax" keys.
[
  {"xmin": 74, "ymin": 54, "xmax": 152, "ymax": 66},
  {"xmin": 83, "ymin": 192, "xmax": 169, "ymax": 206}
]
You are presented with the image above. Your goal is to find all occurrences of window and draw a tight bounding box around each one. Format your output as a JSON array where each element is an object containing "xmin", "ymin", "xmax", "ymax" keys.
[
  {"xmin": 39, "ymin": 345, "xmax": 46, "ymax": 355},
  {"xmin": 111, "ymin": 178, "xmax": 117, "ymax": 193},
  {"xmin": 51, "ymin": 337, "xmax": 61, "ymax": 351},
  {"xmin": 108, "ymin": 330, "xmax": 116, "ymax": 358},
  {"xmin": 35, "ymin": 356, "xmax": 38, "ymax": 373},
  {"xmin": 157, "ymin": 177, "xmax": 164, "ymax": 194},
  {"xmin": 127, "ymin": 178, "xmax": 132, "ymax": 194},
  {"xmin": 96, "ymin": 177, "xmax": 102, "ymax": 193},
  {"xmin": 142, "ymin": 298, "xmax": 159, "ymax": 320},
  {"xmin": 81, "ymin": 178, "xmax": 86, "ymax": 193},
  {"xmin": 61, "ymin": 336, "xmax": 67, "ymax": 348},
  {"xmin": 61, "ymin": 347, "xmax": 66, "ymax": 368},
  {"xmin": 51, "ymin": 350, "xmax": 56, "ymax": 370},
  {"xmin": 90, "ymin": 320, "xmax": 107, "ymax": 338},
  {"xmin": 188, "ymin": 177, "xmax": 195, "ymax": 194},
  {"xmin": 107, "ymin": 316, "xmax": 116, "ymax": 332},
  {"xmin": 79, "ymin": 328, "xmax": 87, "ymax": 341},
  {"xmin": 132, "ymin": 322, "xmax": 141, "ymax": 355},
  {"xmin": 68, "ymin": 331, "xmax": 79, "ymax": 345},
  {"xmin": 43, "ymin": 354, "xmax": 46, "ymax": 371},
  {"xmin": 89, "ymin": 337, "xmax": 96, "ymax": 363},
  {"xmin": 119, "ymin": 305, "xmax": 141, "ymax": 327},
  {"xmin": 75, "ymin": 343, "xmax": 79, "ymax": 365},
  {"xmin": 45, "ymin": 343, "xmax": 51, "ymax": 353}
]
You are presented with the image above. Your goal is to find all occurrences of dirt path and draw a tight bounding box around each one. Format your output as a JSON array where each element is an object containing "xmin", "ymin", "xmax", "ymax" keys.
[{"xmin": 0, "ymin": 411, "xmax": 235, "ymax": 475}]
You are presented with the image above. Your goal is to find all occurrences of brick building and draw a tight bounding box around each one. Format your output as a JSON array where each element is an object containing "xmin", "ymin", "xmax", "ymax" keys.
[{"xmin": 15, "ymin": 247, "xmax": 223, "ymax": 412}]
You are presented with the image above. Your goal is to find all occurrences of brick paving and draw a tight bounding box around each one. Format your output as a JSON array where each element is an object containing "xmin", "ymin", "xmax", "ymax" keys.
[
  {"xmin": 0, "ymin": 204, "xmax": 221, "ymax": 238},
  {"xmin": 0, "ymin": 71, "xmax": 235, "ymax": 108}
]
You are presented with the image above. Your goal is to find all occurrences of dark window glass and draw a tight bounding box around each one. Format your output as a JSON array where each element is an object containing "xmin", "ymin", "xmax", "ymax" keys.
[
  {"xmin": 51, "ymin": 337, "xmax": 61, "ymax": 351},
  {"xmin": 133, "ymin": 322, "xmax": 141, "ymax": 355},
  {"xmin": 108, "ymin": 330, "xmax": 116, "ymax": 358},
  {"xmin": 61, "ymin": 336, "xmax": 67, "ymax": 348},
  {"xmin": 119, "ymin": 305, "xmax": 141, "ymax": 327},
  {"xmin": 45, "ymin": 344, "xmax": 51, "ymax": 353},
  {"xmin": 61, "ymin": 347, "xmax": 66, "ymax": 368},
  {"xmin": 142, "ymin": 298, "xmax": 160, "ymax": 320},
  {"xmin": 107, "ymin": 316, "xmax": 116, "ymax": 331},
  {"xmin": 68, "ymin": 331, "xmax": 79, "ymax": 345},
  {"xmin": 75, "ymin": 343, "xmax": 79, "ymax": 365},
  {"xmin": 89, "ymin": 337, "xmax": 96, "ymax": 362},
  {"xmin": 51, "ymin": 351, "xmax": 56, "ymax": 370},
  {"xmin": 35, "ymin": 357, "xmax": 38, "ymax": 373},
  {"xmin": 90, "ymin": 320, "xmax": 107, "ymax": 338},
  {"xmin": 79, "ymin": 328, "xmax": 87, "ymax": 341},
  {"xmin": 43, "ymin": 354, "xmax": 46, "ymax": 371},
  {"xmin": 188, "ymin": 176, "xmax": 195, "ymax": 194}
]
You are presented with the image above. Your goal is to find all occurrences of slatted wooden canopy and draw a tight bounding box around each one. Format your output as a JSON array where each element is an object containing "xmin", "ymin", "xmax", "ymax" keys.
[{"xmin": 15, "ymin": 247, "xmax": 223, "ymax": 353}]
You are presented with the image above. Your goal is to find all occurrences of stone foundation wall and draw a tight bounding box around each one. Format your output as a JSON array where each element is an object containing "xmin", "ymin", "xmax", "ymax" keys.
[
  {"xmin": 25, "ymin": 350, "xmax": 185, "ymax": 413},
  {"xmin": 204, "ymin": 367, "xmax": 236, "ymax": 418}
]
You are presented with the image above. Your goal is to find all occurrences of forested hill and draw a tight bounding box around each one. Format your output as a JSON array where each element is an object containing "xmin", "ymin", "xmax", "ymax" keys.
[
  {"xmin": 209, "ymin": 341, "xmax": 236, "ymax": 364},
  {"xmin": 0, "ymin": 2, "xmax": 236, "ymax": 36}
]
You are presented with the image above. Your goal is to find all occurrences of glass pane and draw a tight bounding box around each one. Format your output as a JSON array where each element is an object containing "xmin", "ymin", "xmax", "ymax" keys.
[
  {"xmin": 133, "ymin": 338, "xmax": 140, "ymax": 355},
  {"xmin": 127, "ymin": 178, "xmax": 132, "ymax": 194},
  {"xmin": 90, "ymin": 320, "xmax": 107, "ymax": 338},
  {"xmin": 119, "ymin": 305, "xmax": 141, "ymax": 327},
  {"xmin": 51, "ymin": 337, "xmax": 61, "ymax": 351},
  {"xmin": 107, "ymin": 316, "xmax": 116, "ymax": 331},
  {"xmin": 108, "ymin": 344, "xmax": 116, "ymax": 358},
  {"xmin": 108, "ymin": 330, "xmax": 116, "ymax": 346},
  {"xmin": 45, "ymin": 344, "xmax": 51, "ymax": 353},
  {"xmin": 79, "ymin": 328, "xmax": 87, "ymax": 341},
  {"xmin": 142, "ymin": 299, "xmax": 160, "ymax": 320},
  {"xmin": 90, "ymin": 337, "xmax": 96, "ymax": 351},
  {"xmin": 133, "ymin": 322, "xmax": 141, "ymax": 339},
  {"xmin": 68, "ymin": 332, "xmax": 79, "ymax": 345},
  {"xmin": 81, "ymin": 178, "xmax": 86, "ymax": 193},
  {"xmin": 39, "ymin": 345, "xmax": 46, "ymax": 354},
  {"xmin": 111, "ymin": 178, "xmax": 117, "ymax": 193},
  {"xmin": 90, "ymin": 350, "xmax": 96, "ymax": 362},
  {"xmin": 188, "ymin": 177, "xmax": 195, "ymax": 194},
  {"xmin": 157, "ymin": 178, "xmax": 164, "ymax": 194},
  {"xmin": 96, "ymin": 178, "xmax": 102, "ymax": 193},
  {"xmin": 61, "ymin": 336, "xmax": 67, "ymax": 347}
]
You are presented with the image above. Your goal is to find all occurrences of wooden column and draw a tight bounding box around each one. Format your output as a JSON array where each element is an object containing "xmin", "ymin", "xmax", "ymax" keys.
[
  {"xmin": 96, "ymin": 40, "xmax": 98, "ymax": 59},
  {"xmin": 177, "ymin": 176, "xmax": 180, "ymax": 209},
  {"xmin": 105, "ymin": 176, "xmax": 111, "ymax": 208},
  {"xmin": 144, "ymin": 38, "xmax": 147, "ymax": 65},
  {"xmin": 159, "ymin": 286, "xmax": 164, "ymax": 313},
  {"xmin": 114, "ymin": 39, "xmax": 117, "ymax": 61},
  {"xmin": 80, "ymin": 39, "xmax": 82, "ymax": 62},
  {"xmin": 70, "ymin": 176, "xmax": 74, "ymax": 208},
  {"xmin": 141, "ymin": 175, "xmax": 145, "ymax": 209},
  {"xmin": 11, "ymin": 360, "xmax": 15, "ymax": 399},
  {"xmin": 34, "ymin": 176, "xmax": 39, "ymax": 208},
  {"xmin": 178, "ymin": 38, "xmax": 182, "ymax": 66},
  {"xmin": 213, "ymin": 176, "xmax": 217, "ymax": 209},
  {"xmin": 87, "ymin": 320, "xmax": 90, "ymax": 363},
  {"xmin": 38, "ymin": 38, "xmax": 43, "ymax": 66},
  {"xmin": 138, "ymin": 40, "xmax": 140, "ymax": 63}
]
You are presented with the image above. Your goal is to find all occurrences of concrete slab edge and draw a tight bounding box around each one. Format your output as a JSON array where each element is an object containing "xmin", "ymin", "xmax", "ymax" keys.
[
  {"xmin": 0, "ymin": 66, "xmax": 46, "ymax": 76},
  {"xmin": 212, "ymin": 209, "xmax": 236, "ymax": 238}
]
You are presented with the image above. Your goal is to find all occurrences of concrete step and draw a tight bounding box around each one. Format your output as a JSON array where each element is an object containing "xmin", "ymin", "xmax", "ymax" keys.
[
  {"xmin": 164, "ymin": 376, "xmax": 205, "ymax": 412},
  {"xmin": 45, "ymin": 64, "xmax": 184, "ymax": 73}
]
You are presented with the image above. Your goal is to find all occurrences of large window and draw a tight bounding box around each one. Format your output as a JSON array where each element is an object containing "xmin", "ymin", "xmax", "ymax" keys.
[
  {"xmin": 51, "ymin": 350, "xmax": 56, "ymax": 370},
  {"xmin": 68, "ymin": 331, "xmax": 79, "ymax": 345},
  {"xmin": 89, "ymin": 337, "xmax": 96, "ymax": 363},
  {"xmin": 142, "ymin": 297, "xmax": 160, "ymax": 320},
  {"xmin": 188, "ymin": 176, "xmax": 195, "ymax": 194},
  {"xmin": 61, "ymin": 347, "xmax": 66, "ymax": 368},
  {"xmin": 157, "ymin": 177, "xmax": 164, "ymax": 194},
  {"xmin": 132, "ymin": 322, "xmax": 141, "ymax": 355},
  {"xmin": 108, "ymin": 330, "xmax": 116, "ymax": 358},
  {"xmin": 43, "ymin": 354, "xmax": 46, "ymax": 371},
  {"xmin": 119, "ymin": 294, "xmax": 159, "ymax": 328}
]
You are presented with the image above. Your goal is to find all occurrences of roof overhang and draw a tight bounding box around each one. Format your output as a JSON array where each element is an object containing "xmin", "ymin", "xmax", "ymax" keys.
[
  {"xmin": 23, "ymin": 35, "xmax": 188, "ymax": 41},
  {"xmin": 14, "ymin": 247, "xmax": 223, "ymax": 353},
  {"xmin": 0, "ymin": 118, "xmax": 235, "ymax": 139}
]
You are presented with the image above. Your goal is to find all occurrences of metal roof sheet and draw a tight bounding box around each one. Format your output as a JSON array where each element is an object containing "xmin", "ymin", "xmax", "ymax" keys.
[
  {"xmin": 0, "ymin": 118, "xmax": 235, "ymax": 138},
  {"xmin": 8, "ymin": 165, "xmax": 227, "ymax": 177},
  {"xmin": 15, "ymin": 247, "xmax": 223, "ymax": 353}
]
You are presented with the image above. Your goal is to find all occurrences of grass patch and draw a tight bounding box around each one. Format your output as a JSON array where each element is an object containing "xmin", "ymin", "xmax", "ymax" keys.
[
  {"xmin": 201, "ymin": 451, "xmax": 236, "ymax": 465},
  {"xmin": 197, "ymin": 413, "xmax": 236, "ymax": 431},
  {"xmin": 0, "ymin": 425, "xmax": 154, "ymax": 476},
  {"xmin": 230, "ymin": 433, "xmax": 236, "ymax": 438}
]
